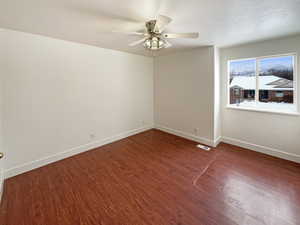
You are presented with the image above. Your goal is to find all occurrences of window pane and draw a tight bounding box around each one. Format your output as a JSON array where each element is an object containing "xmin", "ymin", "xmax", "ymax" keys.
[
  {"xmin": 229, "ymin": 59, "xmax": 256, "ymax": 106},
  {"xmin": 258, "ymin": 56, "xmax": 294, "ymax": 110}
]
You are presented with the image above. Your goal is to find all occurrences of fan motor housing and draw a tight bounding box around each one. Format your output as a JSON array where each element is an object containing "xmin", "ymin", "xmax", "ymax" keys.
[{"xmin": 146, "ymin": 20, "xmax": 157, "ymax": 34}]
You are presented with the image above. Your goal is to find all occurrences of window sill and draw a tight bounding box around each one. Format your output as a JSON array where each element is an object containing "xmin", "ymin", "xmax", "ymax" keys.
[{"xmin": 226, "ymin": 105, "xmax": 300, "ymax": 116}]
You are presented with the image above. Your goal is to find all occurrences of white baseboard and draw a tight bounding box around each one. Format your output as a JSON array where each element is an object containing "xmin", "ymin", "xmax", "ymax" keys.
[
  {"xmin": 213, "ymin": 136, "xmax": 222, "ymax": 147},
  {"xmin": 4, "ymin": 125, "xmax": 299, "ymax": 179},
  {"xmin": 4, "ymin": 125, "xmax": 154, "ymax": 178},
  {"xmin": 154, "ymin": 125, "xmax": 299, "ymax": 163},
  {"xmin": 222, "ymin": 136, "xmax": 300, "ymax": 164},
  {"xmin": 155, "ymin": 125, "xmax": 215, "ymax": 147}
]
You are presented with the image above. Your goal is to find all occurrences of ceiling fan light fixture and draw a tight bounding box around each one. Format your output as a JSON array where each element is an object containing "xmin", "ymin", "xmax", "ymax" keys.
[
  {"xmin": 143, "ymin": 37, "xmax": 165, "ymax": 50},
  {"xmin": 119, "ymin": 15, "xmax": 199, "ymax": 50}
]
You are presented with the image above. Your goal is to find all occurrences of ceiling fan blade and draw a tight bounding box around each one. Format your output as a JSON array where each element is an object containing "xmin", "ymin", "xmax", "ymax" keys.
[
  {"xmin": 112, "ymin": 31, "xmax": 146, "ymax": 36},
  {"xmin": 154, "ymin": 15, "xmax": 172, "ymax": 32},
  {"xmin": 164, "ymin": 40, "xmax": 172, "ymax": 48},
  {"xmin": 163, "ymin": 32, "xmax": 199, "ymax": 39},
  {"xmin": 129, "ymin": 38, "xmax": 147, "ymax": 46}
]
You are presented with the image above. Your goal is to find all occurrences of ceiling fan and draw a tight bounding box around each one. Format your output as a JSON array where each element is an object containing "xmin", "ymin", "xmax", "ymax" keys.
[{"xmin": 113, "ymin": 15, "xmax": 199, "ymax": 51}]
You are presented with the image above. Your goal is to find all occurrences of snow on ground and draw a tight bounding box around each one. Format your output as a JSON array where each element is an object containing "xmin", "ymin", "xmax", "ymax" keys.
[
  {"xmin": 231, "ymin": 100, "xmax": 297, "ymax": 112},
  {"xmin": 230, "ymin": 76, "xmax": 293, "ymax": 90}
]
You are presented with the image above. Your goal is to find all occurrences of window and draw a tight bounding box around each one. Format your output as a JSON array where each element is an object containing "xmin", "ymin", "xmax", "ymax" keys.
[
  {"xmin": 228, "ymin": 54, "xmax": 298, "ymax": 114},
  {"xmin": 275, "ymin": 91, "xmax": 284, "ymax": 98}
]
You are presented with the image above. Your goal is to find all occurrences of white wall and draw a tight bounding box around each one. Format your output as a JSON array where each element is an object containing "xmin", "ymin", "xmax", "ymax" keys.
[
  {"xmin": 0, "ymin": 45, "xmax": 4, "ymax": 197},
  {"xmin": 220, "ymin": 35, "xmax": 300, "ymax": 163},
  {"xmin": 0, "ymin": 28, "xmax": 154, "ymax": 177},
  {"xmin": 154, "ymin": 47, "xmax": 218, "ymax": 146}
]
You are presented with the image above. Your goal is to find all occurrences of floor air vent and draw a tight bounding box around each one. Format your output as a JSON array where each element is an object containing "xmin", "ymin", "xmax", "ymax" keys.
[{"xmin": 197, "ymin": 144, "xmax": 211, "ymax": 151}]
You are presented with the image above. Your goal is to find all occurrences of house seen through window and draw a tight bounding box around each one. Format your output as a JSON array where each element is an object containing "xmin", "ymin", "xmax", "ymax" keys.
[{"xmin": 228, "ymin": 54, "xmax": 297, "ymax": 113}]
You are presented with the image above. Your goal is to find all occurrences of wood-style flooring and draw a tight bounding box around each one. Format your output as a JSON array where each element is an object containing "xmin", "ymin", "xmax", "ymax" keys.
[{"xmin": 1, "ymin": 129, "xmax": 300, "ymax": 225}]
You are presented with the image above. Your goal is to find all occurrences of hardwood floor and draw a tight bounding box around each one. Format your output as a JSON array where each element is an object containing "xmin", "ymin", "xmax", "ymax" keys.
[{"xmin": 1, "ymin": 129, "xmax": 300, "ymax": 225}]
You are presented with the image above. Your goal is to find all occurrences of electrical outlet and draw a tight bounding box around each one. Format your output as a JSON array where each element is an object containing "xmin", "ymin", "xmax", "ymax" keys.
[
  {"xmin": 141, "ymin": 120, "xmax": 146, "ymax": 126},
  {"xmin": 89, "ymin": 134, "xmax": 95, "ymax": 139},
  {"xmin": 194, "ymin": 128, "xmax": 199, "ymax": 135}
]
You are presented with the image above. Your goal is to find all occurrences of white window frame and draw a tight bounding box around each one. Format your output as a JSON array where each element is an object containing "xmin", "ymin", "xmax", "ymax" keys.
[{"xmin": 226, "ymin": 53, "xmax": 299, "ymax": 116}]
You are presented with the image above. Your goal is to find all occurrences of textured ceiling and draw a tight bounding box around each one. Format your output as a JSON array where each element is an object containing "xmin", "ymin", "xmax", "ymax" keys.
[{"xmin": 1, "ymin": 0, "xmax": 300, "ymax": 57}]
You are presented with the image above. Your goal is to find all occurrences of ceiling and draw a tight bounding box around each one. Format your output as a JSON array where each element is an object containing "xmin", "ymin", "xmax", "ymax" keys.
[{"xmin": 1, "ymin": 0, "xmax": 300, "ymax": 57}]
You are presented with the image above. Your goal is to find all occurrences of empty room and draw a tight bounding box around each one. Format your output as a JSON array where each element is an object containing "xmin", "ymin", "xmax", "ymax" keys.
[{"xmin": 0, "ymin": 0, "xmax": 300, "ymax": 224}]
